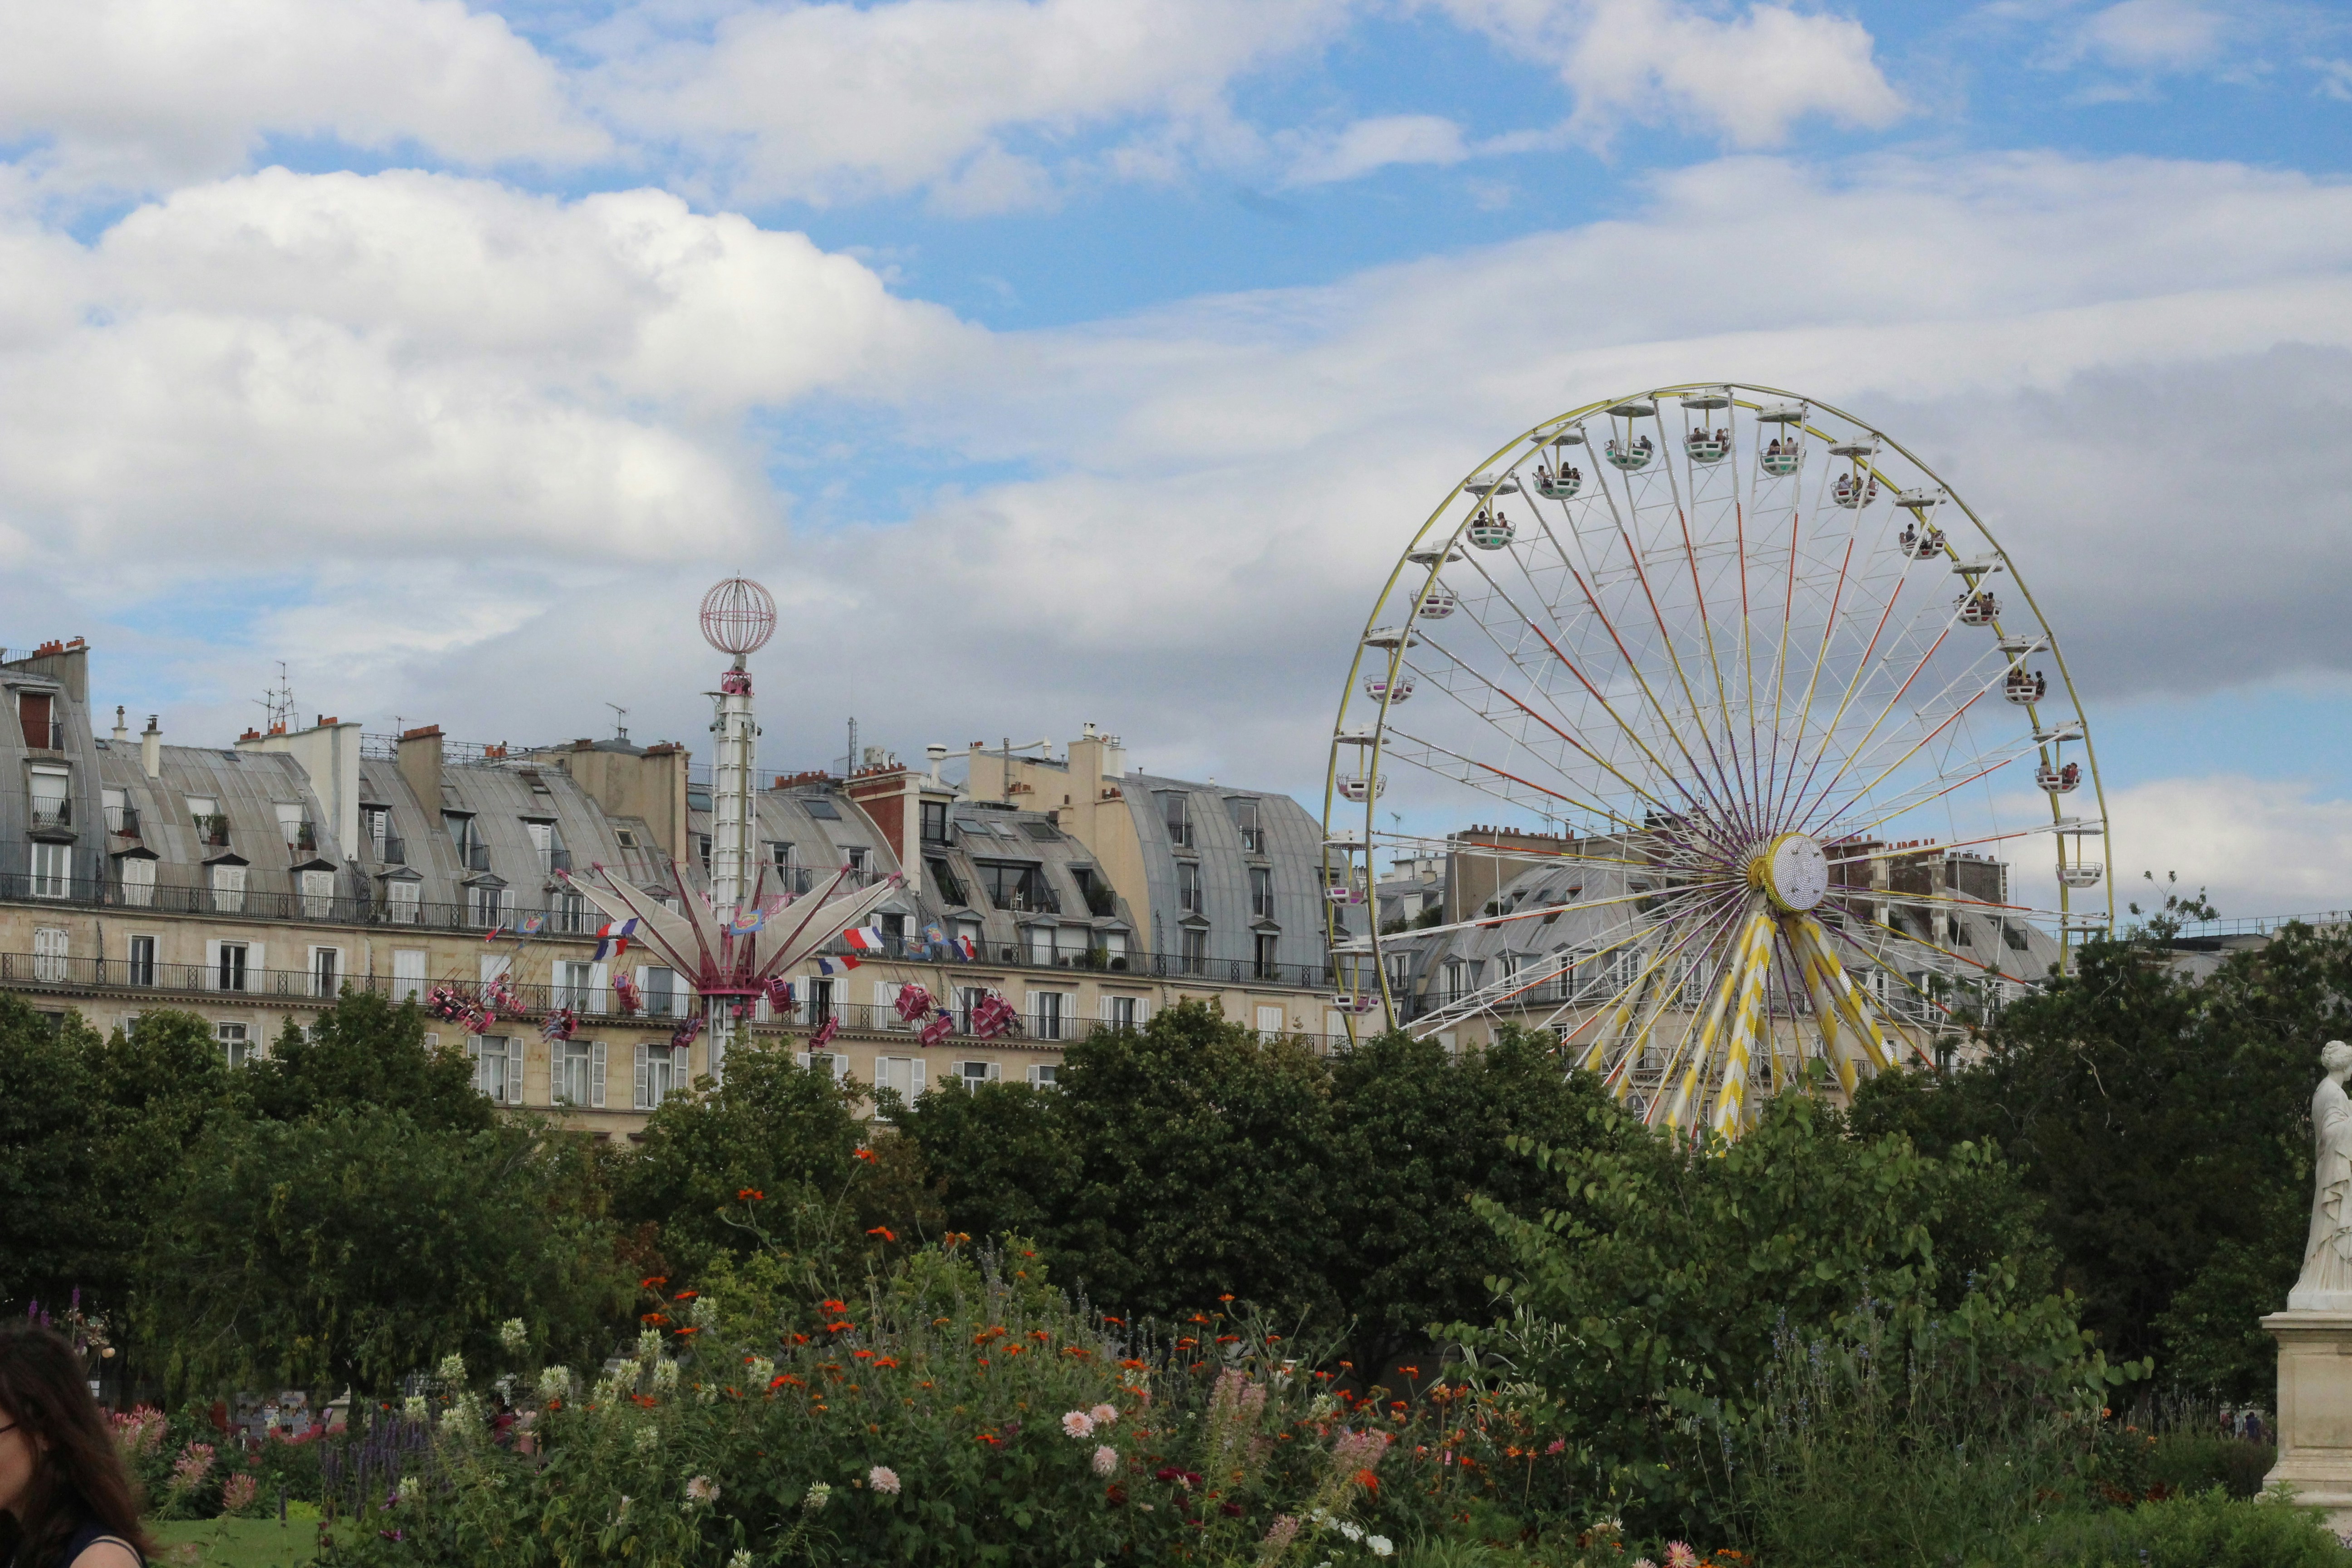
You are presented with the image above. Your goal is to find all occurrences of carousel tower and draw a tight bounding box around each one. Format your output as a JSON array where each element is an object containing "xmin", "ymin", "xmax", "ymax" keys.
[{"xmin": 700, "ymin": 577, "xmax": 772, "ymax": 916}]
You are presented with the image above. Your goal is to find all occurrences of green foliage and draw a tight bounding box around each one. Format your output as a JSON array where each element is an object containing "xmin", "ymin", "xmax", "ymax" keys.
[
  {"xmin": 0, "ymin": 994, "xmax": 103, "ymax": 1306},
  {"xmin": 1997, "ymin": 1488, "xmax": 2352, "ymax": 1568},
  {"xmin": 135, "ymin": 1107, "xmax": 630, "ymax": 1395},
  {"xmin": 252, "ymin": 995, "xmax": 492, "ymax": 1133},
  {"xmin": 1448, "ymin": 1087, "xmax": 2133, "ymax": 1536},
  {"xmin": 2146, "ymin": 1431, "xmax": 2276, "ymax": 1501},
  {"xmin": 1853, "ymin": 922, "xmax": 2347, "ymax": 1398}
]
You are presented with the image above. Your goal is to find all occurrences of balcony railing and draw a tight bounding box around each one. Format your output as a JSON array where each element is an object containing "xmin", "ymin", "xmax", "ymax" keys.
[
  {"xmin": 106, "ymin": 804, "xmax": 139, "ymax": 838},
  {"xmin": 194, "ymin": 814, "xmax": 230, "ymax": 848},
  {"xmin": 28, "ymin": 800, "xmax": 71, "ymax": 833},
  {"xmin": 376, "ymin": 834, "xmax": 407, "ymax": 865}
]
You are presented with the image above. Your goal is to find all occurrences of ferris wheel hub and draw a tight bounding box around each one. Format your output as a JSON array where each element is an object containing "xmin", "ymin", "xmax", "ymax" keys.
[{"xmin": 1751, "ymin": 832, "xmax": 1829, "ymax": 913}]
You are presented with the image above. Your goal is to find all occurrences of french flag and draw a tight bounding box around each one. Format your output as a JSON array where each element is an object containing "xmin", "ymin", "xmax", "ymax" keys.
[
  {"xmin": 817, "ymin": 954, "xmax": 862, "ymax": 975},
  {"xmin": 593, "ymin": 918, "xmax": 640, "ymax": 962},
  {"xmin": 843, "ymin": 926, "xmax": 887, "ymax": 953}
]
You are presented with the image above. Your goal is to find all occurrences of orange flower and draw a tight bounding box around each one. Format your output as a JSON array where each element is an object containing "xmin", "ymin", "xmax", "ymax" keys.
[
  {"xmin": 1118, "ymin": 1358, "xmax": 1147, "ymax": 1371},
  {"xmin": 1264, "ymin": 1335, "xmax": 1282, "ymax": 1345},
  {"xmin": 1101, "ymin": 1316, "xmax": 1125, "ymax": 1326},
  {"xmin": 875, "ymin": 1356, "xmax": 898, "ymax": 1368},
  {"xmin": 1354, "ymin": 1469, "xmax": 1380, "ymax": 1493},
  {"xmin": 1397, "ymin": 1366, "xmax": 1420, "ymax": 1378},
  {"xmin": 1218, "ymin": 1294, "xmax": 1234, "ymax": 1303},
  {"xmin": 1176, "ymin": 1338, "xmax": 1198, "ymax": 1349},
  {"xmin": 854, "ymin": 1147, "xmax": 877, "ymax": 1162},
  {"xmin": 866, "ymin": 1226, "xmax": 897, "ymax": 1242},
  {"xmin": 1029, "ymin": 1330, "xmax": 1050, "ymax": 1342},
  {"xmin": 853, "ymin": 1350, "xmax": 875, "ymax": 1360},
  {"xmin": 826, "ymin": 1320, "xmax": 856, "ymax": 1333},
  {"xmin": 821, "ymin": 1299, "xmax": 848, "ymax": 1313},
  {"xmin": 735, "ymin": 1188, "xmax": 764, "ymax": 1201},
  {"xmin": 639, "ymin": 1275, "xmax": 668, "ymax": 1289},
  {"xmin": 673, "ymin": 1290, "xmax": 699, "ymax": 1301},
  {"xmin": 640, "ymin": 1312, "xmax": 671, "ymax": 1325}
]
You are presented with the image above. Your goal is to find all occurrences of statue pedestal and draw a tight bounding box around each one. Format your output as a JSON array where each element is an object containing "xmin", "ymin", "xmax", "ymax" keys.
[{"xmin": 2265, "ymin": 1311, "xmax": 2352, "ymax": 1528}]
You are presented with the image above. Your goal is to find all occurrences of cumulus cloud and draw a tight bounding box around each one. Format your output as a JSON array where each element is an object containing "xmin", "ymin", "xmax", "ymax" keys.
[
  {"xmin": 1429, "ymin": 0, "xmax": 1906, "ymax": 148},
  {"xmin": 1280, "ymin": 115, "xmax": 1471, "ymax": 186},
  {"xmin": 0, "ymin": 169, "xmax": 975, "ymax": 580},
  {"xmin": 0, "ymin": 0, "xmax": 604, "ymax": 191},
  {"xmin": 590, "ymin": 0, "xmax": 1351, "ymax": 209},
  {"xmin": 2100, "ymin": 774, "xmax": 2352, "ymax": 921},
  {"xmin": 2055, "ymin": 0, "xmax": 2230, "ymax": 74}
]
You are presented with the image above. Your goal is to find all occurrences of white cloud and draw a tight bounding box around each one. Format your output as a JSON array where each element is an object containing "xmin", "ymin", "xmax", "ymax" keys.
[
  {"xmin": 0, "ymin": 0, "xmax": 604, "ymax": 191},
  {"xmin": 1430, "ymin": 0, "xmax": 1906, "ymax": 148},
  {"xmin": 592, "ymin": 0, "xmax": 1352, "ymax": 209},
  {"xmin": 2062, "ymin": 0, "xmax": 2229, "ymax": 74},
  {"xmin": 0, "ymin": 168, "xmax": 975, "ymax": 578},
  {"xmin": 2101, "ymin": 774, "xmax": 2352, "ymax": 920},
  {"xmin": 1281, "ymin": 115, "xmax": 1471, "ymax": 186}
]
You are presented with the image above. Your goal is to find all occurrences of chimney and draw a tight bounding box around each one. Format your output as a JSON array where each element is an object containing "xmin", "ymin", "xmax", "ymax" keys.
[
  {"xmin": 140, "ymin": 715, "xmax": 160, "ymax": 779},
  {"xmin": 112, "ymin": 706, "xmax": 128, "ymax": 744},
  {"xmin": 925, "ymin": 744, "xmax": 947, "ymax": 786},
  {"xmin": 398, "ymin": 725, "xmax": 444, "ymax": 807}
]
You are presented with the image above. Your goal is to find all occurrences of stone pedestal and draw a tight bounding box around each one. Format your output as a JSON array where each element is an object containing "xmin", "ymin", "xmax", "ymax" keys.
[{"xmin": 2264, "ymin": 1311, "xmax": 2352, "ymax": 1529}]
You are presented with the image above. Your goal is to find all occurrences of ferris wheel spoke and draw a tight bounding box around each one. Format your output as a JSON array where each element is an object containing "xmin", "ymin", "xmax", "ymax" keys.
[
  {"xmin": 1376, "ymin": 720, "xmax": 1651, "ymax": 834},
  {"xmin": 1783, "ymin": 915, "xmax": 1909, "ymax": 1088},
  {"xmin": 1768, "ymin": 546, "xmax": 1907, "ymax": 830},
  {"xmin": 1814, "ymin": 728, "xmax": 2043, "ymax": 845},
  {"xmin": 1586, "ymin": 886, "xmax": 1757, "ymax": 1089},
  {"xmin": 1657, "ymin": 902, "xmax": 1772, "ymax": 1130},
  {"xmin": 1803, "ymin": 673, "xmax": 2016, "ymax": 837},
  {"xmin": 1780, "ymin": 609, "xmax": 1960, "ymax": 831},
  {"xmin": 1815, "ymin": 914, "xmax": 1971, "ymax": 1054},
  {"xmin": 1654, "ymin": 437, "xmax": 1759, "ymax": 841},
  {"xmin": 1368, "ymin": 827, "xmax": 1671, "ymax": 873}
]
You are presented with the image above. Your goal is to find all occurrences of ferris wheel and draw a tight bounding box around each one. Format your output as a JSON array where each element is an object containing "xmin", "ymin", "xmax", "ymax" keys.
[{"xmin": 1321, "ymin": 383, "xmax": 2110, "ymax": 1136}]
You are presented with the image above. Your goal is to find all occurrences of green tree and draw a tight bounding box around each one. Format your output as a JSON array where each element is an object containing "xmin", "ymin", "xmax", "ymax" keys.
[
  {"xmin": 0, "ymin": 996, "xmax": 102, "ymax": 1308},
  {"xmin": 614, "ymin": 1040, "xmax": 867, "ymax": 1285},
  {"xmin": 1450, "ymin": 1088, "xmax": 2118, "ymax": 1535},
  {"xmin": 253, "ymin": 990, "xmax": 492, "ymax": 1132},
  {"xmin": 136, "ymin": 1107, "xmax": 628, "ymax": 1395}
]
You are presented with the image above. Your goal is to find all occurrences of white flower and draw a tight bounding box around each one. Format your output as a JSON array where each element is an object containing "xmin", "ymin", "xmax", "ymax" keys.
[
  {"xmin": 634, "ymin": 1426, "xmax": 659, "ymax": 1453},
  {"xmin": 692, "ymin": 1296, "xmax": 719, "ymax": 1329},
  {"xmin": 802, "ymin": 1481, "xmax": 831, "ymax": 1511},
  {"xmin": 651, "ymin": 1358, "xmax": 681, "ymax": 1392},
  {"xmin": 438, "ymin": 1400, "xmax": 475, "ymax": 1437},
  {"xmin": 746, "ymin": 1356, "xmax": 774, "ymax": 1385},
  {"xmin": 636, "ymin": 1328, "xmax": 663, "ymax": 1365},
  {"xmin": 868, "ymin": 1465, "xmax": 900, "ymax": 1495},
  {"xmin": 1088, "ymin": 1403, "xmax": 1117, "ymax": 1426},
  {"xmin": 402, "ymin": 1396, "xmax": 427, "ymax": 1421},
  {"xmin": 499, "ymin": 1318, "xmax": 528, "ymax": 1352},
  {"xmin": 436, "ymin": 1352, "xmax": 465, "ymax": 1382},
  {"xmin": 1060, "ymin": 1410, "xmax": 1095, "ymax": 1439},
  {"xmin": 395, "ymin": 1476, "xmax": 421, "ymax": 1505},
  {"xmin": 1338, "ymin": 1520, "xmax": 1363, "ymax": 1543},
  {"xmin": 538, "ymin": 1366, "xmax": 571, "ymax": 1401},
  {"xmin": 1092, "ymin": 1445, "xmax": 1118, "ymax": 1477},
  {"xmin": 728, "ymin": 1554, "xmax": 753, "ymax": 1568},
  {"xmin": 685, "ymin": 1475, "xmax": 719, "ymax": 1505},
  {"xmin": 1367, "ymin": 1536, "xmax": 1394, "ymax": 1558}
]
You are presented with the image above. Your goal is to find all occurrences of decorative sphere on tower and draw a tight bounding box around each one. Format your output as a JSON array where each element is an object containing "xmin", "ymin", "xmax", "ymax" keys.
[{"xmin": 700, "ymin": 577, "xmax": 777, "ymax": 657}]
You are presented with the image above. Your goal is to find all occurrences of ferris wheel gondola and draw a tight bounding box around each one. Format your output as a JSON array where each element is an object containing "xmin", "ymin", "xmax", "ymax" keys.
[{"xmin": 1326, "ymin": 382, "xmax": 2111, "ymax": 1139}]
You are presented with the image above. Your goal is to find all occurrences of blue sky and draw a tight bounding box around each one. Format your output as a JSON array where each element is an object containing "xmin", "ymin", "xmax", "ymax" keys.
[{"xmin": 0, "ymin": 0, "xmax": 2348, "ymax": 916}]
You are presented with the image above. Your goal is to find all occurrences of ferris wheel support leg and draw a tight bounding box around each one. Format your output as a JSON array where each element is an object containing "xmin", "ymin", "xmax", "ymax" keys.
[
  {"xmin": 1784, "ymin": 916, "xmax": 1867, "ymax": 1096},
  {"xmin": 1791, "ymin": 916, "xmax": 1921, "ymax": 1079},
  {"xmin": 1663, "ymin": 903, "xmax": 1769, "ymax": 1131},
  {"xmin": 1709, "ymin": 914, "xmax": 1778, "ymax": 1139}
]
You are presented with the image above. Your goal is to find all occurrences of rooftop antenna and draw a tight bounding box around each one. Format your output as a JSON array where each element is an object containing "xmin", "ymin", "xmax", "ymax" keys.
[
  {"xmin": 846, "ymin": 717, "xmax": 858, "ymax": 777},
  {"xmin": 605, "ymin": 703, "xmax": 629, "ymax": 742},
  {"xmin": 256, "ymin": 662, "xmax": 295, "ymax": 733}
]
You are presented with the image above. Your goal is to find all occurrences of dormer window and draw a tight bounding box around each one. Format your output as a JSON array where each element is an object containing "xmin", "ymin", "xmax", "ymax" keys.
[{"xmin": 15, "ymin": 691, "xmax": 57, "ymax": 750}]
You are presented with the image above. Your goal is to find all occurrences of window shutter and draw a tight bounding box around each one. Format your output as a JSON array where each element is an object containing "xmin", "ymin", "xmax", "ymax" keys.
[
  {"xmin": 794, "ymin": 1052, "xmax": 812, "ymax": 1069},
  {"xmin": 481, "ymin": 952, "xmax": 510, "ymax": 985},
  {"xmin": 634, "ymin": 1043, "xmax": 650, "ymax": 1110},
  {"xmin": 506, "ymin": 1034, "xmax": 524, "ymax": 1104},
  {"xmin": 985, "ymin": 1061, "xmax": 1002, "ymax": 1083},
  {"xmin": 671, "ymin": 1045, "xmax": 688, "ymax": 1086},
  {"xmin": 248, "ymin": 943, "xmax": 265, "ymax": 980},
  {"xmin": 909, "ymin": 1059, "xmax": 925, "ymax": 1098},
  {"xmin": 590, "ymin": 1042, "xmax": 607, "ymax": 1108},
  {"xmin": 589, "ymin": 961, "xmax": 609, "ymax": 1014},
  {"xmin": 204, "ymin": 939, "xmax": 220, "ymax": 988},
  {"xmin": 634, "ymin": 965, "xmax": 652, "ymax": 1014}
]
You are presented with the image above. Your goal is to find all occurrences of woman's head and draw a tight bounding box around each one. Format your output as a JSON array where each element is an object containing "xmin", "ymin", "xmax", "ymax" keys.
[
  {"xmin": 0, "ymin": 1322, "xmax": 151, "ymax": 1561},
  {"xmin": 2325, "ymin": 1040, "xmax": 2352, "ymax": 1075}
]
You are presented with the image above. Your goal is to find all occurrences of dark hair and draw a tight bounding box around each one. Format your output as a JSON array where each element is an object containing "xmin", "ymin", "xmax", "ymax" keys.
[{"xmin": 0, "ymin": 1323, "xmax": 153, "ymax": 1567}]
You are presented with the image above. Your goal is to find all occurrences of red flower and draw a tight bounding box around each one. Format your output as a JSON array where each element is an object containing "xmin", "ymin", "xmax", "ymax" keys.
[
  {"xmin": 866, "ymin": 1226, "xmax": 897, "ymax": 1242},
  {"xmin": 1354, "ymin": 1469, "xmax": 1380, "ymax": 1493},
  {"xmin": 735, "ymin": 1188, "xmax": 764, "ymax": 1201},
  {"xmin": 820, "ymin": 1299, "xmax": 848, "ymax": 1313},
  {"xmin": 854, "ymin": 1147, "xmax": 876, "ymax": 1161},
  {"xmin": 638, "ymin": 1276, "xmax": 667, "ymax": 1289},
  {"xmin": 1220, "ymin": 1503, "xmax": 1243, "ymax": 1518},
  {"xmin": 826, "ymin": 1320, "xmax": 855, "ymax": 1333},
  {"xmin": 975, "ymin": 1432, "xmax": 1002, "ymax": 1446},
  {"xmin": 640, "ymin": 1312, "xmax": 670, "ymax": 1326},
  {"xmin": 673, "ymin": 1290, "xmax": 699, "ymax": 1301}
]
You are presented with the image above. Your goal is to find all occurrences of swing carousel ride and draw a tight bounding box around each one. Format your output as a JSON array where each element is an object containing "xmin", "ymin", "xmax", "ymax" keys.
[{"xmin": 1322, "ymin": 383, "xmax": 2111, "ymax": 1137}]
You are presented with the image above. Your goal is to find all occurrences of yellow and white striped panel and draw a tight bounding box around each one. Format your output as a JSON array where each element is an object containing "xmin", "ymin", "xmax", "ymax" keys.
[
  {"xmin": 1662, "ymin": 905, "xmax": 1772, "ymax": 1131},
  {"xmin": 1710, "ymin": 913, "xmax": 1779, "ymax": 1138}
]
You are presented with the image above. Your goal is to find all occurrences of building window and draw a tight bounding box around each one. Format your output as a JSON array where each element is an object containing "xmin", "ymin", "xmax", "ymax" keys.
[
  {"xmin": 1032, "ymin": 991, "xmax": 1068, "ymax": 1041},
  {"xmin": 845, "ymin": 847, "xmax": 868, "ymax": 878},
  {"xmin": 17, "ymin": 690, "xmax": 57, "ymax": 750},
  {"xmin": 217, "ymin": 1022, "xmax": 250, "ymax": 1069},
  {"xmin": 1227, "ymin": 797, "xmax": 1264, "ymax": 853},
  {"xmin": 1181, "ymin": 925, "xmax": 1208, "ymax": 974},
  {"xmin": 696, "ymin": 833, "xmax": 713, "ymax": 872},
  {"xmin": 467, "ymin": 883, "xmax": 506, "ymax": 928},
  {"xmin": 127, "ymin": 935, "xmax": 156, "ymax": 988},
  {"xmin": 29, "ymin": 842, "xmax": 70, "ymax": 899},
  {"xmin": 1177, "ymin": 861, "xmax": 1202, "ymax": 915},
  {"xmin": 387, "ymin": 879, "xmax": 421, "ymax": 924},
  {"xmin": 275, "ymin": 804, "xmax": 315, "ymax": 851},
  {"xmin": 445, "ymin": 812, "xmax": 484, "ymax": 870},
  {"xmin": 1159, "ymin": 792, "xmax": 1191, "ymax": 848},
  {"xmin": 556, "ymin": 890, "xmax": 587, "ymax": 933},
  {"xmin": 32, "ymin": 926, "xmax": 67, "ymax": 983},
  {"xmin": 117, "ymin": 856, "xmax": 155, "ymax": 907},
  {"xmin": 555, "ymin": 960, "xmax": 593, "ymax": 1012},
  {"xmin": 926, "ymin": 857, "xmax": 968, "ymax": 907},
  {"xmin": 879, "ymin": 912, "xmax": 907, "ymax": 950},
  {"xmin": 210, "ymin": 862, "xmax": 245, "ymax": 914},
  {"xmin": 646, "ymin": 966, "xmax": 679, "ymax": 1018},
  {"xmin": 526, "ymin": 820, "xmax": 566, "ymax": 876},
  {"xmin": 553, "ymin": 1040, "xmax": 597, "ymax": 1107},
  {"xmin": 921, "ymin": 801, "xmax": 949, "ymax": 843},
  {"xmin": 1026, "ymin": 925, "xmax": 1054, "ymax": 965},
  {"xmin": 873, "ymin": 1056, "xmax": 926, "ymax": 1112},
  {"xmin": 363, "ymin": 805, "xmax": 392, "ymax": 859},
  {"xmin": 29, "ymin": 768, "xmax": 70, "ymax": 833},
  {"xmin": 1104, "ymin": 995, "xmax": 1141, "ymax": 1030},
  {"xmin": 393, "ymin": 948, "xmax": 427, "ymax": 1003},
  {"xmin": 216, "ymin": 942, "xmax": 250, "ymax": 993},
  {"xmin": 299, "ymin": 868, "xmax": 335, "ymax": 920},
  {"xmin": 1027, "ymin": 1063, "xmax": 1059, "ymax": 1088},
  {"xmin": 1253, "ymin": 931, "xmax": 1279, "ymax": 980},
  {"xmin": 955, "ymin": 919, "xmax": 983, "ymax": 959},
  {"xmin": 635, "ymin": 1042, "xmax": 688, "ymax": 1109},
  {"xmin": 978, "ymin": 861, "xmax": 1058, "ymax": 913},
  {"xmin": 956, "ymin": 1060, "xmax": 1001, "ymax": 1088},
  {"xmin": 311, "ymin": 947, "xmax": 340, "ymax": 999},
  {"xmin": 1250, "ymin": 865, "xmax": 1273, "ymax": 919},
  {"xmin": 471, "ymin": 1035, "xmax": 521, "ymax": 1105},
  {"xmin": 956, "ymin": 986, "xmax": 987, "ymax": 1033}
]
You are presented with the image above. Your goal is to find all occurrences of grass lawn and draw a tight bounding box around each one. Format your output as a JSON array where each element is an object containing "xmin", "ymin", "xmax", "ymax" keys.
[{"xmin": 147, "ymin": 1517, "xmax": 335, "ymax": 1567}]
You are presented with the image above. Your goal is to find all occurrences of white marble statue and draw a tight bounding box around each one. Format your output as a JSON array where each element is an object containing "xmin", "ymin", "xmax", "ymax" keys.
[{"xmin": 2291, "ymin": 1041, "xmax": 2352, "ymax": 1311}]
